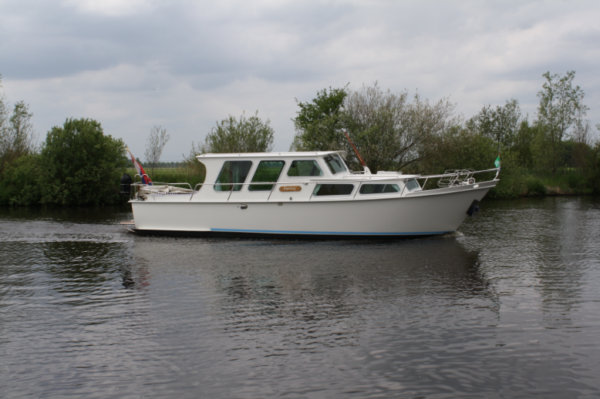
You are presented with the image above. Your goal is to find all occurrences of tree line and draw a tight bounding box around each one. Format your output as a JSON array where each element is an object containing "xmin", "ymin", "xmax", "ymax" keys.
[
  {"xmin": 1, "ymin": 70, "xmax": 599, "ymax": 206},
  {"xmin": 287, "ymin": 72, "xmax": 600, "ymax": 197}
]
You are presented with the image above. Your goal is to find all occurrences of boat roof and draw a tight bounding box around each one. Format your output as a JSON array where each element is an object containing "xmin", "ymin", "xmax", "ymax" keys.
[{"xmin": 196, "ymin": 150, "xmax": 348, "ymax": 159}]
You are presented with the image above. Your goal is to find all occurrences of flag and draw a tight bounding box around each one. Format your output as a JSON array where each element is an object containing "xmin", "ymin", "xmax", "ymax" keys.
[
  {"xmin": 127, "ymin": 148, "xmax": 152, "ymax": 185},
  {"xmin": 494, "ymin": 154, "xmax": 501, "ymax": 169}
]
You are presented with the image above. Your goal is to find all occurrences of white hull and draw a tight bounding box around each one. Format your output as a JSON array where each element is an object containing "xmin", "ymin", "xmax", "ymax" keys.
[{"xmin": 131, "ymin": 181, "xmax": 497, "ymax": 238}]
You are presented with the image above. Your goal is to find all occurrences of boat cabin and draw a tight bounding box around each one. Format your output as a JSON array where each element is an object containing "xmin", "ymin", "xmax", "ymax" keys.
[{"xmin": 157, "ymin": 151, "xmax": 422, "ymax": 203}]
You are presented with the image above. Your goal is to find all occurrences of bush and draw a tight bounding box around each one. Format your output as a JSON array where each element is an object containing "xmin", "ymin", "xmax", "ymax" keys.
[
  {"xmin": 525, "ymin": 177, "xmax": 547, "ymax": 196},
  {"xmin": 0, "ymin": 153, "xmax": 42, "ymax": 206},
  {"xmin": 39, "ymin": 118, "xmax": 128, "ymax": 206}
]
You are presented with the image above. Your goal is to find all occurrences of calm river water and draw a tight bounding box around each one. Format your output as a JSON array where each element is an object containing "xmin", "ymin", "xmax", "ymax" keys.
[{"xmin": 1, "ymin": 197, "xmax": 599, "ymax": 398}]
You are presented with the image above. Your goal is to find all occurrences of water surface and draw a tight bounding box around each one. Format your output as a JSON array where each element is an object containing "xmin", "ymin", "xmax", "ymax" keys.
[{"xmin": 1, "ymin": 197, "xmax": 599, "ymax": 398}]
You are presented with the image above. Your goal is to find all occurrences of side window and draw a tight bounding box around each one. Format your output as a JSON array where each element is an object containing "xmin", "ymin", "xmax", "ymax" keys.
[
  {"xmin": 214, "ymin": 161, "xmax": 252, "ymax": 191},
  {"xmin": 359, "ymin": 184, "xmax": 400, "ymax": 194},
  {"xmin": 249, "ymin": 161, "xmax": 285, "ymax": 191},
  {"xmin": 323, "ymin": 154, "xmax": 347, "ymax": 174},
  {"xmin": 405, "ymin": 179, "xmax": 421, "ymax": 192},
  {"xmin": 287, "ymin": 160, "xmax": 323, "ymax": 177},
  {"xmin": 313, "ymin": 184, "xmax": 354, "ymax": 196}
]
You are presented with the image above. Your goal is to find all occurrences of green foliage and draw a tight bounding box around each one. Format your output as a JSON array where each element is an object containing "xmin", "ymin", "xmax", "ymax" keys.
[
  {"xmin": 586, "ymin": 142, "xmax": 600, "ymax": 194},
  {"xmin": 39, "ymin": 118, "xmax": 128, "ymax": 206},
  {"xmin": 292, "ymin": 83, "xmax": 458, "ymax": 173},
  {"xmin": 0, "ymin": 154, "xmax": 42, "ymax": 206},
  {"xmin": 409, "ymin": 126, "xmax": 498, "ymax": 174},
  {"xmin": 202, "ymin": 111, "xmax": 274, "ymax": 154},
  {"xmin": 466, "ymin": 99, "xmax": 521, "ymax": 149},
  {"xmin": 290, "ymin": 86, "xmax": 348, "ymax": 152},
  {"xmin": 535, "ymin": 71, "xmax": 588, "ymax": 175},
  {"xmin": 512, "ymin": 120, "xmax": 536, "ymax": 168},
  {"xmin": 1, "ymin": 100, "xmax": 36, "ymax": 175},
  {"xmin": 525, "ymin": 177, "xmax": 547, "ymax": 196}
]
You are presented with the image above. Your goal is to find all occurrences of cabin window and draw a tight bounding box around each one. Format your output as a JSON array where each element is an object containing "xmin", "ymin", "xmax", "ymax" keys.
[
  {"xmin": 249, "ymin": 161, "xmax": 285, "ymax": 191},
  {"xmin": 214, "ymin": 161, "xmax": 252, "ymax": 191},
  {"xmin": 359, "ymin": 184, "xmax": 400, "ymax": 194},
  {"xmin": 405, "ymin": 179, "xmax": 421, "ymax": 192},
  {"xmin": 313, "ymin": 184, "xmax": 354, "ymax": 196},
  {"xmin": 287, "ymin": 160, "xmax": 323, "ymax": 177},
  {"xmin": 323, "ymin": 154, "xmax": 347, "ymax": 174}
]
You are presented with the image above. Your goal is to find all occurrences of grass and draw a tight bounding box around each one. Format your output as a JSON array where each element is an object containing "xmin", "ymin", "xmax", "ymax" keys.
[{"xmin": 487, "ymin": 168, "xmax": 594, "ymax": 199}]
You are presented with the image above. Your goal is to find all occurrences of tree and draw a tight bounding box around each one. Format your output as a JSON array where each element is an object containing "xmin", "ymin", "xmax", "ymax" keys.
[
  {"xmin": 466, "ymin": 99, "xmax": 521, "ymax": 149},
  {"xmin": 342, "ymin": 83, "xmax": 410, "ymax": 171},
  {"xmin": 291, "ymin": 83, "xmax": 458, "ymax": 173},
  {"xmin": 201, "ymin": 111, "xmax": 274, "ymax": 153},
  {"xmin": 535, "ymin": 71, "xmax": 588, "ymax": 175},
  {"xmin": 0, "ymin": 153, "xmax": 42, "ymax": 206},
  {"xmin": 512, "ymin": 119, "xmax": 536, "ymax": 168},
  {"xmin": 39, "ymin": 118, "xmax": 128, "ymax": 205},
  {"xmin": 290, "ymin": 86, "xmax": 348, "ymax": 151},
  {"xmin": 343, "ymin": 84, "xmax": 458, "ymax": 172},
  {"xmin": 1, "ymin": 72, "xmax": 37, "ymax": 174},
  {"xmin": 144, "ymin": 125, "xmax": 170, "ymax": 175}
]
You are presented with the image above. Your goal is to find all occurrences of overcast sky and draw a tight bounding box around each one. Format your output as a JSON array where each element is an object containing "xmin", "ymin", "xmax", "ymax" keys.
[{"xmin": 1, "ymin": 0, "xmax": 599, "ymax": 161}]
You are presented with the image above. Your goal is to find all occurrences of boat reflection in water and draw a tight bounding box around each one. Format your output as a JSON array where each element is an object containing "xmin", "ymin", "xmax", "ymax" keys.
[{"xmin": 129, "ymin": 234, "xmax": 499, "ymax": 352}]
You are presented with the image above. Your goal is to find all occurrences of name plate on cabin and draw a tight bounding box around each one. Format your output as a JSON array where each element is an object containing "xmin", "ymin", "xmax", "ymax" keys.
[{"xmin": 279, "ymin": 186, "xmax": 302, "ymax": 192}]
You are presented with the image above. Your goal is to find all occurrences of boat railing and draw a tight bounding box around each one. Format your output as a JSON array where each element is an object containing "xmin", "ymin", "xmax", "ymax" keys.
[
  {"xmin": 131, "ymin": 174, "xmax": 194, "ymax": 199},
  {"xmin": 416, "ymin": 168, "xmax": 499, "ymax": 190},
  {"xmin": 132, "ymin": 174, "xmax": 193, "ymax": 189},
  {"xmin": 436, "ymin": 169, "xmax": 476, "ymax": 188},
  {"xmin": 130, "ymin": 168, "xmax": 499, "ymax": 200}
]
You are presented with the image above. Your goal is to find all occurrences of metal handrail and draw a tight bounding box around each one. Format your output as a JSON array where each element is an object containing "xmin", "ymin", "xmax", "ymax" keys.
[
  {"xmin": 130, "ymin": 167, "xmax": 500, "ymax": 199},
  {"xmin": 417, "ymin": 168, "xmax": 499, "ymax": 190}
]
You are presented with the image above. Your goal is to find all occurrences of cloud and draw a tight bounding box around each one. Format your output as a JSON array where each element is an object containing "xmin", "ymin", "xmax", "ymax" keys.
[{"xmin": 1, "ymin": 0, "xmax": 599, "ymax": 159}]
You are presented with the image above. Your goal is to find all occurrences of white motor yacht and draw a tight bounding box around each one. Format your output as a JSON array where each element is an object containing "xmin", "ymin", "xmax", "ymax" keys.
[{"xmin": 124, "ymin": 151, "xmax": 499, "ymax": 238}]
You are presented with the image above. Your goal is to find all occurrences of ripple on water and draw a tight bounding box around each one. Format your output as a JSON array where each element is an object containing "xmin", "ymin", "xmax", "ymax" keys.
[{"xmin": 1, "ymin": 199, "xmax": 600, "ymax": 398}]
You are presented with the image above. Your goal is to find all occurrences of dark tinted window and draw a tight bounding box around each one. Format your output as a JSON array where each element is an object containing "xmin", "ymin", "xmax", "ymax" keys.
[
  {"xmin": 323, "ymin": 154, "xmax": 347, "ymax": 174},
  {"xmin": 215, "ymin": 161, "xmax": 252, "ymax": 191},
  {"xmin": 287, "ymin": 160, "xmax": 323, "ymax": 177},
  {"xmin": 313, "ymin": 184, "xmax": 354, "ymax": 196},
  {"xmin": 249, "ymin": 161, "xmax": 285, "ymax": 191},
  {"xmin": 359, "ymin": 184, "xmax": 400, "ymax": 194}
]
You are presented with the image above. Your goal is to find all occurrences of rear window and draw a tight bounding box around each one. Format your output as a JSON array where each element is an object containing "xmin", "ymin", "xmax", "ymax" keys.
[
  {"xmin": 313, "ymin": 184, "xmax": 354, "ymax": 196},
  {"xmin": 359, "ymin": 184, "xmax": 400, "ymax": 194},
  {"xmin": 287, "ymin": 160, "xmax": 323, "ymax": 177}
]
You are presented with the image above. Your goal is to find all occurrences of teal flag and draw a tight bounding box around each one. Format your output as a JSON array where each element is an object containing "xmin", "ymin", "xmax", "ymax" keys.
[{"xmin": 494, "ymin": 155, "xmax": 501, "ymax": 168}]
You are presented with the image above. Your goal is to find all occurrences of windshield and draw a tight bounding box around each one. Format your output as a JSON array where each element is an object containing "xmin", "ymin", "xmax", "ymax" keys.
[{"xmin": 323, "ymin": 154, "xmax": 347, "ymax": 174}]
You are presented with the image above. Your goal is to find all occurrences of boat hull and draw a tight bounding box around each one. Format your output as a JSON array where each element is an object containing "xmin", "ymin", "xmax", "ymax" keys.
[{"xmin": 130, "ymin": 181, "xmax": 496, "ymax": 238}]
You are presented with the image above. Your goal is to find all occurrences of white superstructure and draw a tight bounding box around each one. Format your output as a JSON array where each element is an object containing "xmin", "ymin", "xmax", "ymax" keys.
[{"xmin": 128, "ymin": 151, "xmax": 499, "ymax": 238}]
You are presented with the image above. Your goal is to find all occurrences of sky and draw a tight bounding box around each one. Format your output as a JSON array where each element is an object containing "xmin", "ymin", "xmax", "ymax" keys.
[{"xmin": 1, "ymin": 0, "xmax": 599, "ymax": 161}]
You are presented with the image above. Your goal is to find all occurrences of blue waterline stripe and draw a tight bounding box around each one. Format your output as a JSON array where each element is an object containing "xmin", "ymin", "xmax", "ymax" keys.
[{"xmin": 210, "ymin": 228, "xmax": 452, "ymax": 235}]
